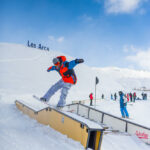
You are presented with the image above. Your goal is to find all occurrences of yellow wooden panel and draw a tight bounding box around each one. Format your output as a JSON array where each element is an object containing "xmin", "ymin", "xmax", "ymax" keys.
[
  {"xmin": 48, "ymin": 109, "xmax": 88, "ymax": 148},
  {"xmin": 16, "ymin": 102, "xmax": 36, "ymax": 119},
  {"xmin": 95, "ymin": 131, "xmax": 101, "ymax": 150},
  {"xmin": 80, "ymin": 125, "xmax": 89, "ymax": 147},
  {"xmin": 35, "ymin": 109, "xmax": 51, "ymax": 125},
  {"xmin": 16, "ymin": 102, "xmax": 48, "ymax": 124}
]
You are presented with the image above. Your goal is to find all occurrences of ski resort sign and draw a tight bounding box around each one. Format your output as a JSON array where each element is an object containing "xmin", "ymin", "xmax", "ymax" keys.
[{"xmin": 27, "ymin": 40, "xmax": 49, "ymax": 51}]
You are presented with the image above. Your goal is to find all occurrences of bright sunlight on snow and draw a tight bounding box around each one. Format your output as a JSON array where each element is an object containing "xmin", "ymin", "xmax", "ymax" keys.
[{"xmin": 0, "ymin": 43, "xmax": 150, "ymax": 150}]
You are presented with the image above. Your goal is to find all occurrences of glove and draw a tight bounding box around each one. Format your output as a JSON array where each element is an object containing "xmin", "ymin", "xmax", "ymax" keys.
[
  {"xmin": 47, "ymin": 66, "xmax": 53, "ymax": 72},
  {"xmin": 75, "ymin": 59, "xmax": 84, "ymax": 64}
]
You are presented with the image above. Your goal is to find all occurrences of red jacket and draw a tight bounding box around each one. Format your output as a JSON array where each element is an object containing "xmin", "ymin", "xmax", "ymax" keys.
[
  {"xmin": 47, "ymin": 56, "xmax": 77, "ymax": 84},
  {"xmin": 89, "ymin": 93, "xmax": 93, "ymax": 100},
  {"xmin": 127, "ymin": 94, "xmax": 129, "ymax": 102}
]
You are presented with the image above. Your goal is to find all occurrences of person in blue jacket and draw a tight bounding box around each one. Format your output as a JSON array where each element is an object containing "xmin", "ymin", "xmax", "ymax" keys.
[{"xmin": 119, "ymin": 91, "xmax": 129, "ymax": 118}]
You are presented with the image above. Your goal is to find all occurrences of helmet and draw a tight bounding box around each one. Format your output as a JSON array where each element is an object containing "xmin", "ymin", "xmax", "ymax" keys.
[
  {"xmin": 118, "ymin": 91, "xmax": 122, "ymax": 95},
  {"xmin": 53, "ymin": 58, "xmax": 60, "ymax": 65}
]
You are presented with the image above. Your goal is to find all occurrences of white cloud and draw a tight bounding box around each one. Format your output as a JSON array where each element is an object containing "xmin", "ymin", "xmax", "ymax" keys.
[
  {"xmin": 123, "ymin": 45, "xmax": 139, "ymax": 53},
  {"xmin": 57, "ymin": 36, "xmax": 64, "ymax": 43},
  {"xmin": 105, "ymin": 0, "xmax": 143, "ymax": 14},
  {"xmin": 126, "ymin": 48, "xmax": 150, "ymax": 70},
  {"xmin": 48, "ymin": 36, "xmax": 55, "ymax": 41},
  {"xmin": 48, "ymin": 35, "xmax": 64, "ymax": 43},
  {"xmin": 94, "ymin": 0, "xmax": 101, "ymax": 3},
  {"xmin": 79, "ymin": 14, "xmax": 93, "ymax": 22}
]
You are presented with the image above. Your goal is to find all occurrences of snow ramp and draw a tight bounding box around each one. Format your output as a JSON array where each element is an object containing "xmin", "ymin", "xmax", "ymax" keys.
[{"xmin": 15, "ymin": 100, "xmax": 104, "ymax": 150}]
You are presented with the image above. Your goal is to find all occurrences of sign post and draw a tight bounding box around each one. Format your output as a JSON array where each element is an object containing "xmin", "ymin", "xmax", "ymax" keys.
[{"xmin": 95, "ymin": 76, "xmax": 99, "ymax": 108}]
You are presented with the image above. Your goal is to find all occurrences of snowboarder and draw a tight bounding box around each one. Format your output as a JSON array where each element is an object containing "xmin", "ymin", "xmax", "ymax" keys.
[
  {"xmin": 40, "ymin": 56, "xmax": 84, "ymax": 107},
  {"xmin": 89, "ymin": 93, "xmax": 93, "ymax": 106},
  {"xmin": 119, "ymin": 91, "xmax": 129, "ymax": 118}
]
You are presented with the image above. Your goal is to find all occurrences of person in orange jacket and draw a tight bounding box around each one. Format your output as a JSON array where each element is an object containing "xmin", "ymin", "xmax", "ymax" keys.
[{"xmin": 40, "ymin": 56, "xmax": 84, "ymax": 107}]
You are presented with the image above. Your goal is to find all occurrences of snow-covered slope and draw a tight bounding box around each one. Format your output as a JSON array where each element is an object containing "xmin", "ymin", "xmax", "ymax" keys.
[
  {"xmin": 93, "ymin": 67, "xmax": 150, "ymax": 98},
  {"xmin": 1, "ymin": 43, "xmax": 150, "ymax": 101},
  {"xmin": 0, "ymin": 43, "xmax": 150, "ymax": 150},
  {"xmin": 0, "ymin": 43, "xmax": 96, "ymax": 103}
]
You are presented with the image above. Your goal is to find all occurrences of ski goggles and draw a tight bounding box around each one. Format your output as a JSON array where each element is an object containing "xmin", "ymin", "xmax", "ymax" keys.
[{"xmin": 54, "ymin": 61, "xmax": 60, "ymax": 66}]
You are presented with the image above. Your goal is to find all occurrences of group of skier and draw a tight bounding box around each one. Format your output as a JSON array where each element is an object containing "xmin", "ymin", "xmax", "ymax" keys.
[
  {"xmin": 89, "ymin": 91, "xmax": 129, "ymax": 118},
  {"xmin": 111, "ymin": 92, "xmax": 137, "ymax": 102},
  {"xmin": 126, "ymin": 92, "xmax": 137, "ymax": 102},
  {"xmin": 111, "ymin": 93, "xmax": 117, "ymax": 100}
]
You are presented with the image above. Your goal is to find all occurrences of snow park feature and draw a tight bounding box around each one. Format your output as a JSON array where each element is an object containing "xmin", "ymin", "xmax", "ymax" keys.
[
  {"xmin": 69, "ymin": 103, "xmax": 150, "ymax": 144},
  {"xmin": 0, "ymin": 43, "xmax": 150, "ymax": 150},
  {"xmin": 15, "ymin": 99, "xmax": 104, "ymax": 150}
]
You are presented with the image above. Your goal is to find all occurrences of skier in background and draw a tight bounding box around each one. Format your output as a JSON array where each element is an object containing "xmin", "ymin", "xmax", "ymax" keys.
[
  {"xmin": 114, "ymin": 93, "xmax": 117, "ymax": 101},
  {"xmin": 89, "ymin": 93, "xmax": 93, "ymax": 106},
  {"xmin": 127, "ymin": 93, "xmax": 130, "ymax": 102},
  {"xmin": 111, "ymin": 94, "xmax": 113, "ymax": 100},
  {"xmin": 141, "ymin": 93, "xmax": 144, "ymax": 100},
  {"xmin": 119, "ymin": 91, "xmax": 129, "ymax": 118},
  {"xmin": 133, "ymin": 92, "xmax": 136, "ymax": 102},
  {"xmin": 130, "ymin": 93, "xmax": 133, "ymax": 102},
  {"xmin": 101, "ymin": 94, "xmax": 104, "ymax": 99},
  {"xmin": 40, "ymin": 56, "xmax": 84, "ymax": 107}
]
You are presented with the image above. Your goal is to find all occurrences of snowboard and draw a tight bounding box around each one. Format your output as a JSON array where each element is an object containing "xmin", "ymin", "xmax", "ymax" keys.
[{"xmin": 32, "ymin": 95, "xmax": 75, "ymax": 113}]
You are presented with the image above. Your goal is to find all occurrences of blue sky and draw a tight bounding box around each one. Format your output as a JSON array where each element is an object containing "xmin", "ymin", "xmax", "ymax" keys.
[{"xmin": 1, "ymin": 0, "xmax": 150, "ymax": 70}]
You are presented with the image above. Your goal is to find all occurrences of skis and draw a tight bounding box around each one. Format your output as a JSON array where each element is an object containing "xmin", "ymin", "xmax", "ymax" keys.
[{"xmin": 32, "ymin": 95, "xmax": 75, "ymax": 113}]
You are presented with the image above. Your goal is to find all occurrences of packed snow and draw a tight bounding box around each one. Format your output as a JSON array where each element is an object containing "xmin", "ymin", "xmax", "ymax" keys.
[{"xmin": 0, "ymin": 43, "xmax": 150, "ymax": 150}]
